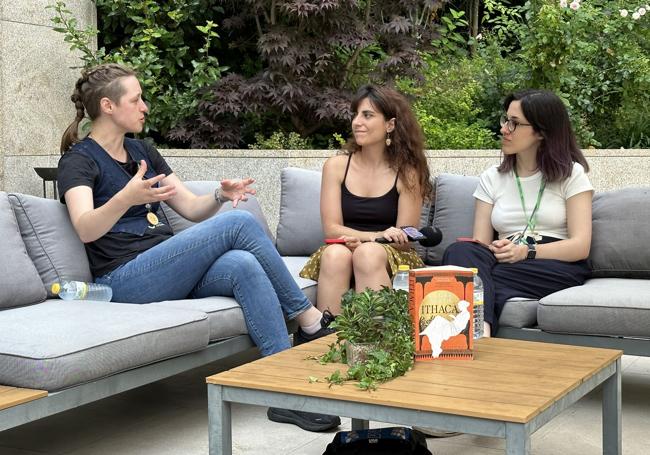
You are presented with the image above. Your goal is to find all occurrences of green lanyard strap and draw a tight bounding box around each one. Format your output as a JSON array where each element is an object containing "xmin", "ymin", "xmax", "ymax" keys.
[{"xmin": 514, "ymin": 169, "xmax": 546, "ymax": 244}]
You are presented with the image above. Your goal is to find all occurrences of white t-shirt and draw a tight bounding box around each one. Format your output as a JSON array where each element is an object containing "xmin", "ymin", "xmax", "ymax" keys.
[{"xmin": 473, "ymin": 163, "xmax": 593, "ymax": 240}]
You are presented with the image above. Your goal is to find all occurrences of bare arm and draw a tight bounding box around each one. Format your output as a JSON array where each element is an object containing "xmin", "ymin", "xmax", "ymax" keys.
[
  {"xmin": 472, "ymin": 199, "xmax": 495, "ymax": 245},
  {"xmin": 533, "ymin": 190, "xmax": 593, "ymax": 261},
  {"xmin": 491, "ymin": 191, "xmax": 593, "ymax": 263},
  {"xmin": 65, "ymin": 160, "xmax": 176, "ymax": 243},
  {"xmin": 163, "ymin": 174, "xmax": 256, "ymax": 222},
  {"xmin": 389, "ymin": 169, "xmax": 423, "ymax": 251}
]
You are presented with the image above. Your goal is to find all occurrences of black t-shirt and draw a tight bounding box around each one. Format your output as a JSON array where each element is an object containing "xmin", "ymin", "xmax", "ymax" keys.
[{"xmin": 58, "ymin": 140, "xmax": 174, "ymax": 278}]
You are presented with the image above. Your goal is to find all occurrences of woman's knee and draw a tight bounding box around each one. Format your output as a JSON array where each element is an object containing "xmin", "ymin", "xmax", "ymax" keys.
[
  {"xmin": 219, "ymin": 249, "xmax": 263, "ymax": 276},
  {"xmin": 352, "ymin": 243, "xmax": 387, "ymax": 272},
  {"xmin": 320, "ymin": 245, "xmax": 353, "ymax": 274}
]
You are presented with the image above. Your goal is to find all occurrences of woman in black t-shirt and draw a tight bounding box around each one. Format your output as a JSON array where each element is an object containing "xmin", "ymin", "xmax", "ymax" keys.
[{"xmin": 57, "ymin": 63, "xmax": 340, "ymax": 431}]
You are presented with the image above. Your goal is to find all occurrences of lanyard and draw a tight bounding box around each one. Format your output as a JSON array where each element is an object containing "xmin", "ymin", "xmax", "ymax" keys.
[{"xmin": 514, "ymin": 169, "xmax": 545, "ymax": 243}]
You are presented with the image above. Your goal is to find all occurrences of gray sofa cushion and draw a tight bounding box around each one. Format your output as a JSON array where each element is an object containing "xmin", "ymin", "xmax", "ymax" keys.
[
  {"xmin": 426, "ymin": 174, "xmax": 478, "ymax": 265},
  {"xmin": 8, "ymin": 193, "xmax": 92, "ymax": 297},
  {"xmin": 282, "ymin": 256, "xmax": 317, "ymax": 306},
  {"xmin": 538, "ymin": 278, "xmax": 650, "ymax": 338},
  {"xmin": 0, "ymin": 300, "xmax": 209, "ymax": 390},
  {"xmin": 0, "ymin": 193, "xmax": 47, "ymax": 308},
  {"xmin": 152, "ymin": 297, "xmax": 247, "ymax": 342},
  {"xmin": 498, "ymin": 297, "xmax": 539, "ymax": 328},
  {"xmin": 589, "ymin": 187, "xmax": 650, "ymax": 278},
  {"xmin": 161, "ymin": 181, "xmax": 274, "ymax": 240},
  {"xmin": 276, "ymin": 167, "xmax": 324, "ymax": 256}
]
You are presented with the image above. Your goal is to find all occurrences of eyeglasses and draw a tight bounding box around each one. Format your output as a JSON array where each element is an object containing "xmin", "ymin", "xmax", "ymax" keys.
[{"xmin": 500, "ymin": 115, "xmax": 532, "ymax": 133}]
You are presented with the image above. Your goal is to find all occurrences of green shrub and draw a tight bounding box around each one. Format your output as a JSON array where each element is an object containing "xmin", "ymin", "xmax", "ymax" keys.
[
  {"xmin": 49, "ymin": 0, "xmax": 226, "ymax": 144},
  {"xmin": 519, "ymin": 0, "xmax": 650, "ymax": 147},
  {"xmin": 398, "ymin": 55, "xmax": 500, "ymax": 149},
  {"xmin": 249, "ymin": 131, "xmax": 313, "ymax": 150}
]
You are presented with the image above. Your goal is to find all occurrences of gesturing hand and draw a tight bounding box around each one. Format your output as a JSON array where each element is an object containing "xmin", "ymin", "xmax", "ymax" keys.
[
  {"xmin": 489, "ymin": 238, "xmax": 528, "ymax": 263},
  {"xmin": 120, "ymin": 160, "xmax": 177, "ymax": 207},
  {"xmin": 219, "ymin": 177, "xmax": 256, "ymax": 208}
]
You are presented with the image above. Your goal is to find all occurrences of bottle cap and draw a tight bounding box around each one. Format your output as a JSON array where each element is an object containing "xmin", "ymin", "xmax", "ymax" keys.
[
  {"xmin": 51, "ymin": 283, "xmax": 61, "ymax": 294},
  {"xmin": 398, "ymin": 264, "xmax": 410, "ymax": 271}
]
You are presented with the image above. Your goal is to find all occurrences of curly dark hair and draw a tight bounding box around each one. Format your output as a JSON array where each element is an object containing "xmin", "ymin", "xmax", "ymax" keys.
[{"xmin": 343, "ymin": 84, "xmax": 432, "ymax": 200}]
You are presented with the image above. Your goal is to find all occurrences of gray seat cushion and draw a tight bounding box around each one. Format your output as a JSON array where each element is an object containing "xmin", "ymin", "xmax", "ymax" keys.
[
  {"xmin": 276, "ymin": 168, "xmax": 323, "ymax": 256},
  {"xmin": 0, "ymin": 301, "xmax": 209, "ymax": 390},
  {"xmin": 426, "ymin": 174, "xmax": 478, "ymax": 265},
  {"xmin": 589, "ymin": 187, "xmax": 650, "ymax": 278},
  {"xmin": 161, "ymin": 181, "xmax": 274, "ymax": 240},
  {"xmin": 0, "ymin": 193, "xmax": 46, "ymax": 308},
  {"xmin": 8, "ymin": 193, "xmax": 92, "ymax": 297},
  {"xmin": 282, "ymin": 256, "xmax": 317, "ymax": 306},
  {"xmin": 152, "ymin": 297, "xmax": 247, "ymax": 342},
  {"xmin": 538, "ymin": 278, "xmax": 650, "ymax": 338},
  {"xmin": 498, "ymin": 297, "xmax": 539, "ymax": 328}
]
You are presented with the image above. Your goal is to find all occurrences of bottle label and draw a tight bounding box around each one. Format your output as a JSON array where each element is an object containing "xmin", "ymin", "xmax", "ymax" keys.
[{"xmin": 79, "ymin": 282, "xmax": 88, "ymax": 299}]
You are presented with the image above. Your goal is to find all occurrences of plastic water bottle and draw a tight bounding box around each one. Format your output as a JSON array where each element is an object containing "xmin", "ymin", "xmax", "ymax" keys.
[
  {"xmin": 392, "ymin": 265, "xmax": 410, "ymax": 293},
  {"xmin": 471, "ymin": 268, "xmax": 484, "ymax": 339},
  {"xmin": 51, "ymin": 280, "xmax": 113, "ymax": 301}
]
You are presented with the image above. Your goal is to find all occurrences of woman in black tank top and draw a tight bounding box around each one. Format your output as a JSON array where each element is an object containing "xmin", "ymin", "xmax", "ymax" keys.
[{"xmin": 299, "ymin": 85, "xmax": 432, "ymax": 314}]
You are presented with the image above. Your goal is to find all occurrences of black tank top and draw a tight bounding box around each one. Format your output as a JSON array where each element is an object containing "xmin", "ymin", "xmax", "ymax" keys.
[{"xmin": 340, "ymin": 154, "xmax": 399, "ymax": 231}]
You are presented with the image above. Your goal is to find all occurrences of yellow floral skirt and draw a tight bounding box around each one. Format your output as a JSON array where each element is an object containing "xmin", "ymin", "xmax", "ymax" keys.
[{"xmin": 298, "ymin": 244, "xmax": 424, "ymax": 281}]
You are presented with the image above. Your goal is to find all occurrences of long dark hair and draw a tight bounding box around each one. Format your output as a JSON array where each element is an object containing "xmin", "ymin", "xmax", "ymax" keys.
[
  {"xmin": 60, "ymin": 63, "xmax": 136, "ymax": 153},
  {"xmin": 498, "ymin": 89, "xmax": 589, "ymax": 182},
  {"xmin": 343, "ymin": 84, "xmax": 432, "ymax": 199}
]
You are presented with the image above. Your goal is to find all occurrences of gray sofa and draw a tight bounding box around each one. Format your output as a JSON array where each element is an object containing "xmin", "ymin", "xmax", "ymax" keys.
[
  {"xmin": 276, "ymin": 167, "xmax": 650, "ymax": 356},
  {"xmin": 0, "ymin": 181, "xmax": 307, "ymax": 433},
  {"xmin": 2, "ymin": 168, "xmax": 649, "ymax": 433}
]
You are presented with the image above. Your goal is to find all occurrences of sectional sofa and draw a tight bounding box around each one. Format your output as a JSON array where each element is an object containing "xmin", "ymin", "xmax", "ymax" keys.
[{"xmin": 1, "ymin": 168, "xmax": 649, "ymax": 434}]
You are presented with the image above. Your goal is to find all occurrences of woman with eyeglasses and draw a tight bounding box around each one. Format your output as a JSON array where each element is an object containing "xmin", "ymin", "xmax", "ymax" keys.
[{"xmin": 442, "ymin": 89, "xmax": 593, "ymax": 337}]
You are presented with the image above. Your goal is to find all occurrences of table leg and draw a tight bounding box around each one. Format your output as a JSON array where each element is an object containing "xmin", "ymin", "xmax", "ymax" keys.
[
  {"xmin": 602, "ymin": 358, "xmax": 622, "ymax": 455},
  {"xmin": 208, "ymin": 384, "xmax": 232, "ymax": 455},
  {"xmin": 351, "ymin": 418, "xmax": 369, "ymax": 431},
  {"xmin": 505, "ymin": 423, "xmax": 530, "ymax": 455}
]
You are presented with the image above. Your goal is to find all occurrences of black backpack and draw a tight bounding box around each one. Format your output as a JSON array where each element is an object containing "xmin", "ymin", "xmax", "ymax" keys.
[{"xmin": 323, "ymin": 427, "xmax": 433, "ymax": 455}]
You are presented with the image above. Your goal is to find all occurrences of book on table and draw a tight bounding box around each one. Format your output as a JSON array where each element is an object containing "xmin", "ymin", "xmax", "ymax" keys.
[{"xmin": 408, "ymin": 266, "xmax": 474, "ymax": 361}]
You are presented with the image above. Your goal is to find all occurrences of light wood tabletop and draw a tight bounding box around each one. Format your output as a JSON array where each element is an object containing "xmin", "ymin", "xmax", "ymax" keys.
[
  {"xmin": 0, "ymin": 386, "xmax": 47, "ymax": 411},
  {"xmin": 207, "ymin": 335, "xmax": 621, "ymax": 424}
]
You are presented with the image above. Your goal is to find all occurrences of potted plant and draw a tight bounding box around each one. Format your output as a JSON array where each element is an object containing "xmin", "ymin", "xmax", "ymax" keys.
[{"xmin": 316, "ymin": 287, "xmax": 414, "ymax": 390}]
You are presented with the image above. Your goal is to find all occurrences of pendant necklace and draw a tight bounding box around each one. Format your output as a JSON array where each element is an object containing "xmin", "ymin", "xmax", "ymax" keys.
[{"xmin": 109, "ymin": 144, "xmax": 159, "ymax": 227}]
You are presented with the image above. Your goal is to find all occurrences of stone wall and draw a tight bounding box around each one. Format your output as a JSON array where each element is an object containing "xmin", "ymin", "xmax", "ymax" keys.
[
  {"xmin": 159, "ymin": 148, "xmax": 650, "ymax": 235},
  {"xmin": 0, "ymin": 0, "xmax": 96, "ymax": 195}
]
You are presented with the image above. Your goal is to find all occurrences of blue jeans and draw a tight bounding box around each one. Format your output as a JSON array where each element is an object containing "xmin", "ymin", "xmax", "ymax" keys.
[{"xmin": 96, "ymin": 210, "xmax": 312, "ymax": 355}]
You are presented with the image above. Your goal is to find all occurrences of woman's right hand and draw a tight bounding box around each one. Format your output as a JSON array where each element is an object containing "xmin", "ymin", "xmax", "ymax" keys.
[
  {"xmin": 119, "ymin": 160, "xmax": 177, "ymax": 206},
  {"xmin": 341, "ymin": 235, "xmax": 362, "ymax": 251}
]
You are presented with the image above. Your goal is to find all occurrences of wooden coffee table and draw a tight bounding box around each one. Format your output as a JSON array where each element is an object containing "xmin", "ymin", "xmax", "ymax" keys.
[{"xmin": 206, "ymin": 336, "xmax": 621, "ymax": 455}]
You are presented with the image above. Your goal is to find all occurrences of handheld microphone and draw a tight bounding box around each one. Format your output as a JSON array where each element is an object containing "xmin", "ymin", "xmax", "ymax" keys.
[{"xmin": 374, "ymin": 226, "xmax": 443, "ymax": 247}]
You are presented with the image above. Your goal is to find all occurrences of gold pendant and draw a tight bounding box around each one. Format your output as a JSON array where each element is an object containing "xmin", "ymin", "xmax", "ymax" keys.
[{"xmin": 146, "ymin": 212, "xmax": 159, "ymax": 226}]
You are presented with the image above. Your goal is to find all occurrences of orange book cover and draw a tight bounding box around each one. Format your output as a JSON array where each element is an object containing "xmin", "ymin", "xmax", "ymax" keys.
[{"xmin": 408, "ymin": 266, "xmax": 474, "ymax": 360}]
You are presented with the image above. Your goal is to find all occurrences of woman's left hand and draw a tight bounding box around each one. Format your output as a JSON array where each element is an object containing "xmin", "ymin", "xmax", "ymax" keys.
[
  {"xmin": 219, "ymin": 178, "xmax": 256, "ymax": 207},
  {"xmin": 489, "ymin": 238, "xmax": 528, "ymax": 263},
  {"xmin": 379, "ymin": 226, "xmax": 409, "ymax": 245}
]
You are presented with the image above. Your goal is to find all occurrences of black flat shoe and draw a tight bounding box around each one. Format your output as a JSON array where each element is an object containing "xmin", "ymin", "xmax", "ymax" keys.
[
  {"xmin": 267, "ymin": 407, "xmax": 341, "ymax": 432},
  {"xmin": 294, "ymin": 310, "xmax": 336, "ymax": 346}
]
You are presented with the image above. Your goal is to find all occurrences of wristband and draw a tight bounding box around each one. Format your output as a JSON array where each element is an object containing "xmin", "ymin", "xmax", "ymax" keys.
[{"xmin": 214, "ymin": 187, "xmax": 229, "ymax": 204}]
